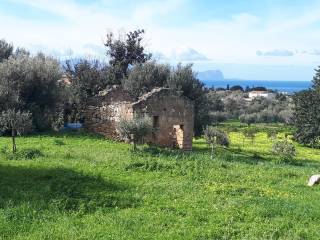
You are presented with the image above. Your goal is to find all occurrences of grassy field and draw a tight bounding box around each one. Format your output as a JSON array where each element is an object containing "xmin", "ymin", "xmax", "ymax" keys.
[{"xmin": 0, "ymin": 125, "xmax": 320, "ymax": 239}]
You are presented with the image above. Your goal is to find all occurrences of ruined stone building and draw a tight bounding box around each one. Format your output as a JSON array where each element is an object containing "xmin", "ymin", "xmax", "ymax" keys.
[{"xmin": 84, "ymin": 87, "xmax": 194, "ymax": 150}]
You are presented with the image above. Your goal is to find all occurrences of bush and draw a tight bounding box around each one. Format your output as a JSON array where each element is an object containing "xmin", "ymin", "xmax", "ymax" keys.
[
  {"xmin": 118, "ymin": 115, "xmax": 153, "ymax": 151},
  {"xmin": 210, "ymin": 111, "xmax": 228, "ymax": 126},
  {"xmin": 239, "ymin": 113, "xmax": 257, "ymax": 126},
  {"xmin": 204, "ymin": 126, "xmax": 230, "ymax": 158},
  {"xmin": 272, "ymin": 140, "xmax": 296, "ymax": 163}
]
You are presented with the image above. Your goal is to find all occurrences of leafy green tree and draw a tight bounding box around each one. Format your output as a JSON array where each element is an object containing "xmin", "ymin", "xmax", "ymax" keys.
[
  {"xmin": 64, "ymin": 59, "xmax": 110, "ymax": 97},
  {"xmin": 243, "ymin": 127, "xmax": 258, "ymax": 145},
  {"xmin": 204, "ymin": 126, "xmax": 229, "ymax": 158},
  {"xmin": 0, "ymin": 39, "xmax": 13, "ymax": 62},
  {"xmin": 293, "ymin": 66, "xmax": 320, "ymax": 147},
  {"xmin": 239, "ymin": 113, "xmax": 257, "ymax": 126},
  {"xmin": 272, "ymin": 140, "xmax": 296, "ymax": 163},
  {"xmin": 118, "ymin": 116, "xmax": 153, "ymax": 151},
  {"xmin": 167, "ymin": 63, "xmax": 208, "ymax": 136},
  {"xmin": 0, "ymin": 109, "xmax": 32, "ymax": 153},
  {"xmin": 266, "ymin": 128, "xmax": 278, "ymax": 141},
  {"xmin": 293, "ymin": 90, "xmax": 320, "ymax": 147},
  {"xmin": 312, "ymin": 66, "xmax": 320, "ymax": 89},
  {"xmin": 123, "ymin": 61, "xmax": 170, "ymax": 98},
  {"xmin": 0, "ymin": 53, "xmax": 63, "ymax": 131},
  {"xmin": 104, "ymin": 29, "xmax": 152, "ymax": 79}
]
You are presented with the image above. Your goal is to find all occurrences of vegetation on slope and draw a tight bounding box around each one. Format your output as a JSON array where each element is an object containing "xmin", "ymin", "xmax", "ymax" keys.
[{"xmin": 0, "ymin": 124, "xmax": 320, "ymax": 239}]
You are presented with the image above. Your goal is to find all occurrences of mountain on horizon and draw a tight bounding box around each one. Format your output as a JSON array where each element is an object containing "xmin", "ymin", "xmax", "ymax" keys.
[{"xmin": 197, "ymin": 70, "xmax": 224, "ymax": 81}]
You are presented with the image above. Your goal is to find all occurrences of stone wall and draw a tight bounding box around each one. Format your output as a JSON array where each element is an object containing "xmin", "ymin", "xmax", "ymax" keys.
[
  {"xmin": 83, "ymin": 87, "xmax": 194, "ymax": 150},
  {"xmin": 132, "ymin": 88, "xmax": 194, "ymax": 150},
  {"xmin": 83, "ymin": 87, "xmax": 134, "ymax": 139}
]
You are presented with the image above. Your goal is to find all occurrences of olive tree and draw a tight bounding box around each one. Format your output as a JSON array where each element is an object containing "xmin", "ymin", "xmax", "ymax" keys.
[
  {"xmin": 243, "ymin": 127, "xmax": 258, "ymax": 145},
  {"xmin": 204, "ymin": 126, "xmax": 229, "ymax": 159},
  {"xmin": 118, "ymin": 116, "xmax": 153, "ymax": 151},
  {"xmin": 123, "ymin": 61, "xmax": 170, "ymax": 98},
  {"xmin": 0, "ymin": 109, "xmax": 32, "ymax": 153},
  {"xmin": 104, "ymin": 29, "xmax": 152, "ymax": 79},
  {"xmin": 0, "ymin": 39, "xmax": 13, "ymax": 62},
  {"xmin": 0, "ymin": 53, "xmax": 63, "ymax": 131},
  {"xmin": 272, "ymin": 140, "xmax": 296, "ymax": 163}
]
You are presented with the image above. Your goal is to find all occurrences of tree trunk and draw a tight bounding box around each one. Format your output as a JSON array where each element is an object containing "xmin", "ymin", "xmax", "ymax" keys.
[
  {"xmin": 211, "ymin": 144, "xmax": 214, "ymax": 159},
  {"xmin": 11, "ymin": 129, "xmax": 16, "ymax": 153}
]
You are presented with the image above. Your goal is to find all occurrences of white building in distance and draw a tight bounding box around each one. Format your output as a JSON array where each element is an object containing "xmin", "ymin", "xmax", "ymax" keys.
[{"xmin": 248, "ymin": 91, "xmax": 276, "ymax": 100}]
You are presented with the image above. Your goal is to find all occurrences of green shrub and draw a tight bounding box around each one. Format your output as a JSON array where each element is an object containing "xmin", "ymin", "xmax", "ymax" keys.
[
  {"xmin": 204, "ymin": 126, "xmax": 230, "ymax": 158},
  {"xmin": 118, "ymin": 115, "xmax": 153, "ymax": 151},
  {"xmin": 272, "ymin": 140, "xmax": 296, "ymax": 163}
]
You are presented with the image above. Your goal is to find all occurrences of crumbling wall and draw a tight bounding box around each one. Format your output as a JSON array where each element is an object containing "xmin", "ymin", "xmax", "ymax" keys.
[
  {"xmin": 84, "ymin": 87, "xmax": 194, "ymax": 150},
  {"xmin": 132, "ymin": 88, "xmax": 194, "ymax": 150},
  {"xmin": 83, "ymin": 87, "xmax": 134, "ymax": 139}
]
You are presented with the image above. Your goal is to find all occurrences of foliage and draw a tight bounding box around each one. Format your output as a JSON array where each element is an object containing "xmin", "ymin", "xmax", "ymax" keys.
[
  {"xmin": 64, "ymin": 59, "xmax": 110, "ymax": 98},
  {"xmin": 243, "ymin": 127, "xmax": 258, "ymax": 144},
  {"xmin": 266, "ymin": 128, "xmax": 278, "ymax": 140},
  {"xmin": 118, "ymin": 115, "xmax": 153, "ymax": 150},
  {"xmin": 0, "ymin": 124, "xmax": 320, "ymax": 238},
  {"xmin": 0, "ymin": 109, "xmax": 32, "ymax": 152},
  {"xmin": 293, "ymin": 66, "xmax": 320, "ymax": 147},
  {"xmin": 0, "ymin": 53, "xmax": 63, "ymax": 131},
  {"xmin": 167, "ymin": 63, "xmax": 209, "ymax": 136},
  {"xmin": 239, "ymin": 113, "xmax": 257, "ymax": 126},
  {"xmin": 0, "ymin": 39, "xmax": 13, "ymax": 62},
  {"xmin": 104, "ymin": 29, "xmax": 152, "ymax": 78},
  {"xmin": 272, "ymin": 140, "xmax": 296, "ymax": 163},
  {"xmin": 209, "ymin": 111, "xmax": 229, "ymax": 126},
  {"xmin": 229, "ymin": 85, "xmax": 244, "ymax": 91},
  {"xmin": 123, "ymin": 61, "xmax": 170, "ymax": 98},
  {"xmin": 204, "ymin": 126, "xmax": 229, "ymax": 158}
]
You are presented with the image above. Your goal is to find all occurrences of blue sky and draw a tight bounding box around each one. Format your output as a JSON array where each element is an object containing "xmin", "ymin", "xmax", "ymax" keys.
[{"xmin": 1, "ymin": 0, "xmax": 320, "ymax": 80}]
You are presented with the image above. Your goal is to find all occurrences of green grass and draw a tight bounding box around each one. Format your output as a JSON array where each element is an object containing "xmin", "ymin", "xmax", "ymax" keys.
[{"xmin": 0, "ymin": 127, "xmax": 320, "ymax": 239}]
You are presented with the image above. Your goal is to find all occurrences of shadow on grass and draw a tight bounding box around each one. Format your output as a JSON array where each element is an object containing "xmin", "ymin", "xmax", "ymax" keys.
[
  {"xmin": 227, "ymin": 146, "xmax": 320, "ymax": 167},
  {"xmin": 0, "ymin": 165, "xmax": 140, "ymax": 213}
]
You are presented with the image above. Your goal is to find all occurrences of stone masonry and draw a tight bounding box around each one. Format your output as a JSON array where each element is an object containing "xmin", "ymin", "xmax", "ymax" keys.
[{"xmin": 84, "ymin": 86, "xmax": 194, "ymax": 150}]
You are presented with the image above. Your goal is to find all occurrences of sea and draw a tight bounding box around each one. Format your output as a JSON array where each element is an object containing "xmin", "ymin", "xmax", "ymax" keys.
[{"xmin": 202, "ymin": 79, "xmax": 312, "ymax": 94}]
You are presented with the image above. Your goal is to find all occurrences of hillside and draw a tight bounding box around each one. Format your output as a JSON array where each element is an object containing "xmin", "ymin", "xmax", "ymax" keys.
[{"xmin": 0, "ymin": 124, "xmax": 320, "ymax": 239}]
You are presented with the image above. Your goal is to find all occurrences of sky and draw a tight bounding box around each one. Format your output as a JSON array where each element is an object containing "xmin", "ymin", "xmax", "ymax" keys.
[{"xmin": 1, "ymin": 0, "xmax": 320, "ymax": 80}]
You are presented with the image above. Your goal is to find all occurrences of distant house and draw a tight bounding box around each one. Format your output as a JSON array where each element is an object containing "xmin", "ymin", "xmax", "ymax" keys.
[
  {"xmin": 248, "ymin": 91, "xmax": 276, "ymax": 100},
  {"xmin": 84, "ymin": 87, "xmax": 194, "ymax": 150}
]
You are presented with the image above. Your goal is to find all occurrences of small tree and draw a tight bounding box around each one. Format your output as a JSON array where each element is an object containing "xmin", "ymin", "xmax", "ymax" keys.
[
  {"xmin": 0, "ymin": 109, "xmax": 32, "ymax": 153},
  {"xmin": 243, "ymin": 127, "xmax": 258, "ymax": 145},
  {"xmin": 204, "ymin": 126, "xmax": 229, "ymax": 159},
  {"xmin": 239, "ymin": 113, "xmax": 257, "ymax": 126},
  {"xmin": 118, "ymin": 115, "xmax": 153, "ymax": 151},
  {"xmin": 272, "ymin": 140, "xmax": 296, "ymax": 163},
  {"xmin": 104, "ymin": 29, "xmax": 152, "ymax": 78},
  {"xmin": 267, "ymin": 128, "xmax": 278, "ymax": 141}
]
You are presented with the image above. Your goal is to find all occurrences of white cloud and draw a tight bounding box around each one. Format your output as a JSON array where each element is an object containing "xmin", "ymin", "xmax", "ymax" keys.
[{"xmin": 1, "ymin": 0, "xmax": 320, "ymax": 70}]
